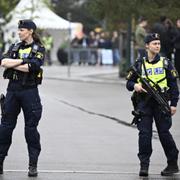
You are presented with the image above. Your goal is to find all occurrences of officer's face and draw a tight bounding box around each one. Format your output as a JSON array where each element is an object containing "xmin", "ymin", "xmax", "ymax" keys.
[
  {"xmin": 146, "ymin": 40, "xmax": 161, "ymax": 54},
  {"xmin": 18, "ymin": 28, "xmax": 33, "ymax": 42}
]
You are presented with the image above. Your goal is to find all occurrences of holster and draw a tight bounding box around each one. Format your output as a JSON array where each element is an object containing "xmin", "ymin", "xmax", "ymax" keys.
[{"xmin": 131, "ymin": 92, "xmax": 150, "ymax": 125}]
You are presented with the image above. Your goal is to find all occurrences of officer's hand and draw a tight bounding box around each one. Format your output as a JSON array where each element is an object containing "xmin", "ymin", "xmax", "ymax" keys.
[
  {"xmin": 134, "ymin": 83, "xmax": 147, "ymax": 93},
  {"xmin": 21, "ymin": 58, "xmax": 29, "ymax": 65},
  {"xmin": 170, "ymin": 106, "xmax": 176, "ymax": 116}
]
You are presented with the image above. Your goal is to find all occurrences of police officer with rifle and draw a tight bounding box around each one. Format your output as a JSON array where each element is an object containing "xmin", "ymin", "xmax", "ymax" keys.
[
  {"xmin": 126, "ymin": 33, "xmax": 179, "ymax": 177},
  {"xmin": 0, "ymin": 19, "xmax": 45, "ymax": 177}
]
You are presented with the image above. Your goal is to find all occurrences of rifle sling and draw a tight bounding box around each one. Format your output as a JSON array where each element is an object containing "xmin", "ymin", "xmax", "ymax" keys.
[{"xmin": 142, "ymin": 59, "xmax": 165, "ymax": 91}]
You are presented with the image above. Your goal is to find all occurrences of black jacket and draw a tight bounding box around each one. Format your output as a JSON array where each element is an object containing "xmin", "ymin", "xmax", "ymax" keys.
[{"xmin": 126, "ymin": 54, "xmax": 179, "ymax": 107}]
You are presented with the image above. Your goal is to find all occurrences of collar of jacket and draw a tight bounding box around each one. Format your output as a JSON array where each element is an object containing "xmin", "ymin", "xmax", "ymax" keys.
[
  {"xmin": 144, "ymin": 53, "xmax": 161, "ymax": 64},
  {"xmin": 20, "ymin": 41, "xmax": 34, "ymax": 49}
]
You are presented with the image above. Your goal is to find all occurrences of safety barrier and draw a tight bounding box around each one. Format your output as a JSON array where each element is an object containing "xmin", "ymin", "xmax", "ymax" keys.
[{"xmin": 61, "ymin": 48, "xmax": 114, "ymax": 65}]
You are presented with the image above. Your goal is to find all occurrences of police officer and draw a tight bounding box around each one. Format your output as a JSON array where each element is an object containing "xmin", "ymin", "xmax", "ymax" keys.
[
  {"xmin": 126, "ymin": 33, "xmax": 179, "ymax": 177},
  {"xmin": 42, "ymin": 32, "xmax": 53, "ymax": 65},
  {"xmin": 0, "ymin": 19, "xmax": 45, "ymax": 177}
]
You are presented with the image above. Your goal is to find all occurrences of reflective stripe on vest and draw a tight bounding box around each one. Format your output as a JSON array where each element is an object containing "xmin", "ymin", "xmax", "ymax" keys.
[{"xmin": 141, "ymin": 57, "xmax": 168, "ymax": 89}]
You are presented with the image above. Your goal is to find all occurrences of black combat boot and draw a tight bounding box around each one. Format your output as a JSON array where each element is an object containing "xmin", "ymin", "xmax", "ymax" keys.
[
  {"xmin": 139, "ymin": 166, "xmax": 149, "ymax": 177},
  {"xmin": 28, "ymin": 164, "xmax": 38, "ymax": 177},
  {"xmin": 161, "ymin": 162, "xmax": 179, "ymax": 176},
  {"xmin": 0, "ymin": 164, "xmax": 3, "ymax": 175},
  {"xmin": 0, "ymin": 159, "xmax": 4, "ymax": 174}
]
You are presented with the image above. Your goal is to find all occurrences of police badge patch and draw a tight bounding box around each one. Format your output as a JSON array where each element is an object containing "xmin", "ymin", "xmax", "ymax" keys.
[
  {"xmin": 36, "ymin": 52, "xmax": 44, "ymax": 59},
  {"xmin": 171, "ymin": 70, "xmax": 179, "ymax": 78}
]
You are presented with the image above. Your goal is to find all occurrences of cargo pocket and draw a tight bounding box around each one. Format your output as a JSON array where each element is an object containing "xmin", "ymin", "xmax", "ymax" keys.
[{"xmin": 31, "ymin": 102, "xmax": 42, "ymax": 125}]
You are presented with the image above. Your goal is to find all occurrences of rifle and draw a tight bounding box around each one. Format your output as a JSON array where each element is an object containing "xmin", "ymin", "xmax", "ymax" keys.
[
  {"xmin": 0, "ymin": 94, "xmax": 5, "ymax": 116},
  {"xmin": 131, "ymin": 66, "xmax": 171, "ymax": 115}
]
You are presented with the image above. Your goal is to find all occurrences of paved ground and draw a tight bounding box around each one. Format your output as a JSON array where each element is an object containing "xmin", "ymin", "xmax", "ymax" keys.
[
  {"xmin": 0, "ymin": 65, "xmax": 180, "ymax": 180},
  {"xmin": 1, "ymin": 171, "xmax": 180, "ymax": 180},
  {"xmin": 43, "ymin": 64, "xmax": 123, "ymax": 84}
]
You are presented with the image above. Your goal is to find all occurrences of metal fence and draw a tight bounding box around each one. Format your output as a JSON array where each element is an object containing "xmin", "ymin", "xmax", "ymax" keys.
[{"xmin": 57, "ymin": 47, "xmax": 116, "ymax": 66}]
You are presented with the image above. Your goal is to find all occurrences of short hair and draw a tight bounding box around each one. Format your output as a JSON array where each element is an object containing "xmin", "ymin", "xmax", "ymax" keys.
[{"xmin": 138, "ymin": 16, "xmax": 147, "ymax": 23}]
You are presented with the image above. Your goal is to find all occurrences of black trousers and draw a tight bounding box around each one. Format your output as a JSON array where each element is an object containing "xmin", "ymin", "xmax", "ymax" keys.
[
  {"xmin": 0, "ymin": 88, "xmax": 42, "ymax": 164},
  {"xmin": 137, "ymin": 99, "xmax": 179, "ymax": 167}
]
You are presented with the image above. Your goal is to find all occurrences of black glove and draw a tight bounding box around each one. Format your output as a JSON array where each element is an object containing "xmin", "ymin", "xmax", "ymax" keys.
[{"xmin": 21, "ymin": 58, "xmax": 29, "ymax": 65}]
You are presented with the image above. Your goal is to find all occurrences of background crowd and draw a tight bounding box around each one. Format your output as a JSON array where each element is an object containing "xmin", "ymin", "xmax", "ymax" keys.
[
  {"xmin": 0, "ymin": 15, "xmax": 180, "ymax": 77},
  {"xmin": 135, "ymin": 16, "xmax": 180, "ymax": 77}
]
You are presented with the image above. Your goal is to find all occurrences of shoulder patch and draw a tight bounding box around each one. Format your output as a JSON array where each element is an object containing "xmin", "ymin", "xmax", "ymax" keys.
[
  {"xmin": 126, "ymin": 70, "xmax": 133, "ymax": 80},
  {"xmin": 36, "ymin": 52, "xmax": 44, "ymax": 59},
  {"xmin": 171, "ymin": 69, "xmax": 179, "ymax": 78},
  {"xmin": 162, "ymin": 57, "xmax": 169, "ymax": 69}
]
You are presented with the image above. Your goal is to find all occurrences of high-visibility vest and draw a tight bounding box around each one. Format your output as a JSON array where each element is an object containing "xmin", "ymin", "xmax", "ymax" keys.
[
  {"xmin": 140, "ymin": 57, "xmax": 168, "ymax": 89},
  {"xmin": 42, "ymin": 36, "xmax": 53, "ymax": 50}
]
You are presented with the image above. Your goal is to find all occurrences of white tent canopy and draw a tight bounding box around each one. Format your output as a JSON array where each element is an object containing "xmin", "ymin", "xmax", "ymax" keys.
[
  {"xmin": 4, "ymin": 0, "xmax": 78, "ymax": 30},
  {"xmin": 3, "ymin": 0, "xmax": 81, "ymax": 61}
]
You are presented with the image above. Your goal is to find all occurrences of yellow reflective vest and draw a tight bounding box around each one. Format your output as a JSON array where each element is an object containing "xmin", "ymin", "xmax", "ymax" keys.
[
  {"xmin": 18, "ymin": 47, "xmax": 32, "ymax": 59},
  {"xmin": 42, "ymin": 36, "xmax": 53, "ymax": 50},
  {"xmin": 140, "ymin": 57, "xmax": 168, "ymax": 89}
]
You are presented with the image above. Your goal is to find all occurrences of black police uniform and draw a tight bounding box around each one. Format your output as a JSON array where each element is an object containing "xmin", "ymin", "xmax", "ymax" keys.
[
  {"xmin": 126, "ymin": 53, "xmax": 179, "ymax": 173},
  {"xmin": 0, "ymin": 39, "xmax": 45, "ymax": 168}
]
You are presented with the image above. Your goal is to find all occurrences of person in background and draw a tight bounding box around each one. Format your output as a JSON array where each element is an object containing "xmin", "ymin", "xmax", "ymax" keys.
[
  {"xmin": 0, "ymin": 19, "xmax": 45, "ymax": 177},
  {"xmin": 135, "ymin": 16, "xmax": 148, "ymax": 58},
  {"xmin": 173, "ymin": 18, "xmax": 180, "ymax": 77},
  {"xmin": 163, "ymin": 18, "xmax": 175, "ymax": 60},
  {"xmin": 42, "ymin": 32, "xmax": 53, "ymax": 65},
  {"xmin": 151, "ymin": 16, "xmax": 168, "ymax": 57},
  {"xmin": 88, "ymin": 31, "xmax": 98, "ymax": 65},
  {"xmin": 71, "ymin": 31, "xmax": 88, "ymax": 65},
  {"xmin": 0, "ymin": 32, "xmax": 3, "ymax": 59},
  {"xmin": 111, "ymin": 30, "xmax": 121, "ymax": 66}
]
